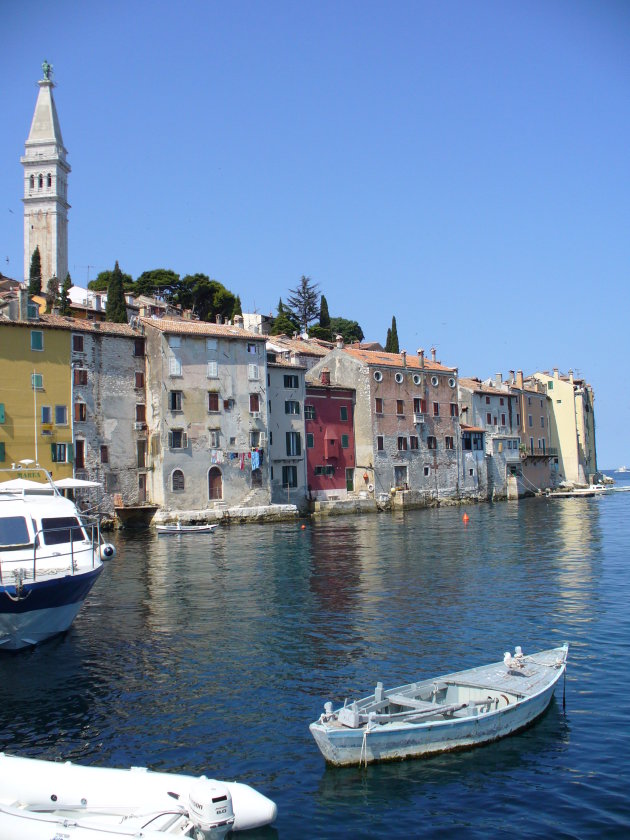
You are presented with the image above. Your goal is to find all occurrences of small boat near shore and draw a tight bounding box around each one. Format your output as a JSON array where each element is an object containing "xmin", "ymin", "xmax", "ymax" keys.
[
  {"xmin": 0, "ymin": 464, "xmax": 115, "ymax": 651},
  {"xmin": 156, "ymin": 522, "xmax": 218, "ymax": 535},
  {"xmin": 0, "ymin": 753, "xmax": 277, "ymax": 838},
  {"xmin": 310, "ymin": 643, "xmax": 569, "ymax": 766}
]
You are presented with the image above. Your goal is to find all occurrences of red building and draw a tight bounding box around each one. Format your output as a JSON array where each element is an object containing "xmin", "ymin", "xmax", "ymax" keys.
[{"xmin": 305, "ymin": 370, "xmax": 356, "ymax": 500}]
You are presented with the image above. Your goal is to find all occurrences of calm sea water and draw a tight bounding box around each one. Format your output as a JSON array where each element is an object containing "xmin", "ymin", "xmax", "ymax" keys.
[{"xmin": 2, "ymin": 479, "xmax": 630, "ymax": 839}]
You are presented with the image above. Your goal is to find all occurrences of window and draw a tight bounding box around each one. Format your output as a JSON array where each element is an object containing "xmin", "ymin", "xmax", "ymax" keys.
[
  {"xmin": 0, "ymin": 442, "xmax": 6, "ymax": 462},
  {"xmin": 172, "ymin": 469, "xmax": 185, "ymax": 491},
  {"xmin": 209, "ymin": 429, "xmax": 220, "ymax": 448},
  {"xmin": 485, "ymin": 412, "xmax": 491, "ymax": 424},
  {"xmin": 206, "ymin": 338, "xmax": 217, "ymax": 352},
  {"xmin": 424, "ymin": 466, "xmax": 431, "ymax": 476},
  {"xmin": 168, "ymin": 429, "xmax": 188, "ymax": 449},
  {"xmin": 168, "ymin": 335, "xmax": 181, "ymax": 348},
  {"xmin": 307, "ymin": 432, "xmax": 314, "ymax": 448},
  {"xmin": 305, "ymin": 405, "xmax": 315, "ymax": 420},
  {"xmin": 29, "ymin": 175, "xmax": 34, "ymax": 189},
  {"xmin": 397, "ymin": 437, "xmax": 408, "ymax": 451},
  {"xmin": 169, "ymin": 390, "xmax": 182, "ymax": 411},
  {"xmin": 285, "ymin": 400, "xmax": 300, "ymax": 415},
  {"xmin": 375, "ymin": 398, "xmax": 384, "ymax": 414},
  {"xmin": 135, "ymin": 404, "xmax": 146, "ymax": 423},
  {"xmin": 284, "ymin": 374, "xmax": 299, "ymax": 388},
  {"xmin": 55, "ymin": 405, "xmax": 67, "ymax": 425},
  {"xmin": 134, "ymin": 339, "xmax": 145, "ymax": 357},
  {"xmin": 528, "ymin": 414, "xmax": 533, "ymax": 427},
  {"xmin": 373, "ymin": 370, "xmax": 383, "ymax": 382},
  {"xmin": 410, "ymin": 436, "xmax": 419, "ymax": 450},
  {"xmin": 516, "ymin": 413, "xmax": 520, "ymax": 426},
  {"xmin": 395, "ymin": 372, "xmax": 404, "ymax": 384},
  {"xmin": 286, "ymin": 431, "xmax": 301, "ymax": 456},
  {"xmin": 396, "ymin": 400, "xmax": 404, "ymax": 415},
  {"xmin": 269, "ymin": 432, "xmax": 273, "ymax": 445},
  {"xmin": 100, "ymin": 445, "xmax": 109, "ymax": 464},
  {"xmin": 51, "ymin": 443, "xmax": 68, "ymax": 463},
  {"xmin": 73, "ymin": 368, "xmax": 88, "ymax": 386},
  {"xmin": 137, "ymin": 439, "xmax": 147, "ymax": 468},
  {"xmin": 414, "ymin": 398, "xmax": 426, "ymax": 414},
  {"xmin": 250, "ymin": 393, "xmax": 260, "ymax": 413},
  {"xmin": 427, "ymin": 436, "xmax": 437, "ymax": 450},
  {"xmin": 72, "ymin": 334, "xmax": 84, "ymax": 352},
  {"xmin": 501, "ymin": 414, "xmax": 506, "ymax": 426},
  {"xmin": 282, "ymin": 465, "xmax": 298, "ymax": 488},
  {"xmin": 75, "ymin": 439, "xmax": 85, "ymax": 469},
  {"xmin": 248, "ymin": 364, "xmax": 259, "ymax": 380},
  {"xmin": 208, "ymin": 392, "xmax": 220, "ymax": 412},
  {"xmin": 247, "ymin": 342, "xmax": 258, "ymax": 355},
  {"xmin": 223, "ymin": 399, "xmax": 234, "ymax": 411},
  {"xmin": 250, "ymin": 430, "xmax": 261, "ymax": 447},
  {"xmin": 47, "ymin": 173, "xmax": 52, "ymax": 188},
  {"xmin": 445, "ymin": 436, "xmax": 454, "ymax": 450},
  {"xmin": 547, "ymin": 381, "xmax": 554, "ymax": 391},
  {"xmin": 527, "ymin": 396, "xmax": 532, "ymax": 406},
  {"xmin": 74, "ymin": 402, "xmax": 87, "ymax": 422},
  {"xmin": 500, "ymin": 398, "xmax": 504, "ymax": 406},
  {"xmin": 433, "ymin": 402, "xmax": 440, "ymax": 416},
  {"xmin": 38, "ymin": 174, "xmax": 43, "ymax": 189},
  {"xmin": 31, "ymin": 331, "xmax": 43, "ymax": 351},
  {"xmin": 135, "ymin": 371, "xmax": 144, "ymax": 389},
  {"xmin": 41, "ymin": 406, "xmax": 51, "ymax": 424},
  {"xmin": 377, "ymin": 435, "xmax": 384, "ymax": 451},
  {"xmin": 207, "ymin": 361, "xmax": 218, "ymax": 379},
  {"xmin": 41, "ymin": 516, "xmax": 85, "ymax": 545},
  {"xmin": 485, "ymin": 396, "xmax": 491, "ymax": 405},
  {"xmin": 32, "ymin": 373, "xmax": 43, "ymax": 390},
  {"xmin": 341, "ymin": 434, "xmax": 349, "ymax": 449},
  {"xmin": 169, "ymin": 356, "xmax": 182, "ymax": 377},
  {"xmin": 540, "ymin": 416, "xmax": 545, "ymax": 428},
  {"xmin": 450, "ymin": 403, "xmax": 459, "ymax": 417}
]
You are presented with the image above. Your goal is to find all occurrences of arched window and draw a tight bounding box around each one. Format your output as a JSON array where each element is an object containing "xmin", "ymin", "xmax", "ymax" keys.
[
  {"xmin": 47, "ymin": 173, "xmax": 52, "ymax": 188},
  {"xmin": 208, "ymin": 467, "xmax": 223, "ymax": 500},
  {"xmin": 172, "ymin": 469, "xmax": 185, "ymax": 491},
  {"xmin": 29, "ymin": 175, "xmax": 34, "ymax": 189},
  {"xmin": 38, "ymin": 174, "xmax": 43, "ymax": 189}
]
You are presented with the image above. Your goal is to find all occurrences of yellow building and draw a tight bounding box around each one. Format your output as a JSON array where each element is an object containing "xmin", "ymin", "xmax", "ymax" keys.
[{"xmin": 0, "ymin": 320, "xmax": 73, "ymax": 480}]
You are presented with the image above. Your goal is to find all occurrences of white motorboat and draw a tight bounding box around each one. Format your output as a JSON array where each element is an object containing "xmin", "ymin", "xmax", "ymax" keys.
[
  {"xmin": 156, "ymin": 522, "xmax": 218, "ymax": 535},
  {"xmin": 0, "ymin": 753, "xmax": 277, "ymax": 838},
  {"xmin": 0, "ymin": 465, "xmax": 115, "ymax": 651},
  {"xmin": 310, "ymin": 643, "xmax": 569, "ymax": 766}
]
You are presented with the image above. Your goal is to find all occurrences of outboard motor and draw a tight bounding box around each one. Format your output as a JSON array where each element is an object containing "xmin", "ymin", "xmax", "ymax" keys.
[
  {"xmin": 188, "ymin": 778, "xmax": 235, "ymax": 839},
  {"xmin": 99, "ymin": 543, "xmax": 116, "ymax": 560}
]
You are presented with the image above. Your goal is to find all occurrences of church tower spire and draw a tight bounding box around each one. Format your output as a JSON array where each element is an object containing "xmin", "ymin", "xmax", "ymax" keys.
[{"xmin": 21, "ymin": 60, "xmax": 71, "ymax": 285}]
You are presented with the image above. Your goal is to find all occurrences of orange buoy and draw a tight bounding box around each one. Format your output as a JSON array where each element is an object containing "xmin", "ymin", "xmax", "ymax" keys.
[
  {"xmin": 462, "ymin": 513, "xmax": 470, "ymax": 524},
  {"xmin": 301, "ymin": 524, "xmax": 306, "ymax": 530}
]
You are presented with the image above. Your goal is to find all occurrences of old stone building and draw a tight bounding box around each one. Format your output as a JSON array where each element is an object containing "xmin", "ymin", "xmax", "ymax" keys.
[{"xmin": 266, "ymin": 354, "xmax": 308, "ymax": 508}]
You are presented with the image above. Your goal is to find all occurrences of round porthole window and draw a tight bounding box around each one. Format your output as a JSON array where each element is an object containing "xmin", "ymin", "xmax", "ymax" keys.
[
  {"xmin": 374, "ymin": 370, "xmax": 383, "ymax": 382},
  {"xmin": 431, "ymin": 375, "xmax": 439, "ymax": 387},
  {"xmin": 413, "ymin": 374, "xmax": 421, "ymax": 385},
  {"xmin": 448, "ymin": 377, "xmax": 456, "ymax": 388},
  {"xmin": 395, "ymin": 372, "xmax": 403, "ymax": 384}
]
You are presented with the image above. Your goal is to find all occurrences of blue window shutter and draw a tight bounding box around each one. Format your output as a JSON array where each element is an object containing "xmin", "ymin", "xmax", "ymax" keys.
[
  {"xmin": 0, "ymin": 404, "xmax": 4, "ymax": 423},
  {"xmin": 67, "ymin": 443, "xmax": 74, "ymax": 463},
  {"xmin": 51, "ymin": 443, "xmax": 57, "ymax": 462},
  {"xmin": 0, "ymin": 442, "xmax": 5, "ymax": 462}
]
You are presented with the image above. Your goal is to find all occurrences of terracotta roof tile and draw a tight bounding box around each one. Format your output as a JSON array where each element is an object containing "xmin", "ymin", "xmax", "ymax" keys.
[
  {"xmin": 139, "ymin": 317, "xmax": 265, "ymax": 340},
  {"xmin": 343, "ymin": 347, "xmax": 456, "ymax": 373}
]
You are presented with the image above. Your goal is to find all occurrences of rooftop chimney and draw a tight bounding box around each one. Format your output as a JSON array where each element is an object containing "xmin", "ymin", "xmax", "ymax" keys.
[
  {"xmin": 335, "ymin": 334, "xmax": 344, "ymax": 349},
  {"xmin": 516, "ymin": 370, "xmax": 524, "ymax": 389},
  {"xmin": 417, "ymin": 348, "xmax": 425, "ymax": 369},
  {"xmin": 401, "ymin": 349, "xmax": 407, "ymax": 367},
  {"xmin": 431, "ymin": 347, "xmax": 436, "ymax": 362},
  {"xmin": 234, "ymin": 314, "xmax": 244, "ymax": 329},
  {"xmin": 215, "ymin": 313, "xmax": 223, "ymax": 325},
  {"xmin": 321, "ymin": 368, "xmax": 331, "ymax": 386},
  {"xmin": 509, "ymin": 370, "xmax": 515, "ymax": 384},
  {"xmin": 553, "ymin": 367, "xmax": 559, "ymax": 378},
  {"xmin": 495, "ymin": 372, "xmax": 502, "ymax": 386}
]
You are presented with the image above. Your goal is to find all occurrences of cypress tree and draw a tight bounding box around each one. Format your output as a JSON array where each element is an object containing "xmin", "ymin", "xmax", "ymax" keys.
[
  {"xmin": 389, "ymin": 316, "xmax": 399, "ymax": 354},
  {"xmin": 105, "ymin": 261, "xmax": 128, "ymax": 323},
  {"xmin": 232, "ymin": 295, "xmax": 242, "ymax": 318},
  {"xmin": 385, "ymin": 327, "xmax": 392, "ymax": 352},
  {"xmin": 59, "ymin": 273, "xmax": 73, "ymax": 315},
  {"xmin": 28, "ymin": 246, "xmax": 42, "ymax": 296},
  {"xmin": 319, "ymin": 294, "xmax": 330, "ymax": 328}
]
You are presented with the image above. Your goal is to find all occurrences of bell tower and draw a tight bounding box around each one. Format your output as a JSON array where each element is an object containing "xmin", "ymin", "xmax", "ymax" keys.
[{"xmin": 21, "ymin": 60, "xmax": 71, "ymax": 285}]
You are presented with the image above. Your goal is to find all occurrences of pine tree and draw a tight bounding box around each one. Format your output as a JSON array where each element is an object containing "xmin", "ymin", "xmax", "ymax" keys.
[
  {"xmin": 389, "ymin": 316, "xmax": 399, "ymax": 354},
  {"xmin": 286, "ymin": 275, "xmax": 320, "ymax": 333},
  {"xmin": 59, "ymin": 273, "xmax": 73, "ymax": 315},
  {"xmin": 28, "ymin": 246, "xmax": 42, "ymax": 296},
  {"xmin": 319, "ymin": 294, "xmax": 330, "ymax": 328},
  {"xmin": 45, "ymin": 276, "xmax": 59, "ymax": 313},
  {"xmin": 105, "ymin": 261, "xmax": 128, "ymax": 323}
]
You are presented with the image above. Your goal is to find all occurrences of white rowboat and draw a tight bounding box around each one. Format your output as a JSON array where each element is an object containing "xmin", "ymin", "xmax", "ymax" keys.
[
  {"xmin": 0, "ymin": 753, "xmax": 276, "ymax": 839},
  {"xmin": 156, "ymin": 523, "xmax": 218, "ymax": 535},
  {"xmin": 310, "ymin": 643, "xmax": 569, "ymax": 766}
]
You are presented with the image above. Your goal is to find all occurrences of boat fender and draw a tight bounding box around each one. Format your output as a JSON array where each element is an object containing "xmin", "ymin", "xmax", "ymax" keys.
[
  {"xmin": 188, "ymin": 777, "xmax": 235, "ymax": 838},
  {"xmin": 99, "ymin": 543, "xmax": 116, "ymax": 560},
  {"xmin": 367, "ymin": 484, "xmax": 374, "ymax": 492}
]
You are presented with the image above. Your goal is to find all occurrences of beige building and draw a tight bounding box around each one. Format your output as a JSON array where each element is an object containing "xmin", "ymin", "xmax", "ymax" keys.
[{"xmin": 532, "ymin": 369, "xmax": 597, "ymax": 485}]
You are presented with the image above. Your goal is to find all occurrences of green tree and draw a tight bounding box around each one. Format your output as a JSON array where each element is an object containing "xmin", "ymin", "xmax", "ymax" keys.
[
  {"xmin": 105, "ymin": 261, "xmax": 128, "ymax": 323},
  {"xmin": 308, "ymin": 324, "xmax": 332, "ymax": 341},
  {"xmin": 319, "ymin": 294, "xmax": 330, "ymax": 328},
  {"xmin": 59, "ymin": 272, "xmax": 73, "ymax": 315},
  {"xmin": 232, "ymin": 295, "xmax": 242, "ymax": 318},
  {"xmin": 134, "ymin": 268, "xmax": 180, "ymax": 299},
  {"xmin": 286, "ymin": 275, "xmax": 320, "ymax": 333},
  {"xmin": 385, "ymin": 316, "xmax": 399, "ymax": 353},
  {"xmin": 45, "ymin": 276, "xmax": 59, "ymax": 313},
  {"xmin": 89, "ymin": 267, "xmax": 133, "ymax": 292},
  {"xmin": 28, "ymin": 247, "xmax": 42, "ymax": 296},
  {"xmin": 270, "ymin": 298, "xmax": 299, "ymax": 336},
  {"xmin": 329, "ymin": 317, "xmax": 364, "ymax": 344}
]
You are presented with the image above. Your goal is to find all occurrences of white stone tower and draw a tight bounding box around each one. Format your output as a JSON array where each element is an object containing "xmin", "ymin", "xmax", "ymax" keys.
[{"xmin": 21, "ymin": 60, "xmax": 70, "ymax": 285}]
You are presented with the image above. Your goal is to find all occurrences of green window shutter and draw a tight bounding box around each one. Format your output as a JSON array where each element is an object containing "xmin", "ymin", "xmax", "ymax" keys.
[
  {"xmin": 0, "ymin": 442, "xmax": 5, "ymax": 462},
  {"xmin": 0, "ymin": 404, "xmax": 4, "ymax": 423},
  {"xmin": 51, "ymin": 443, "xmax": 57, "ymax": 462},
  {"xmin": 66, "ymin": 443, "xmax": 74, "ymax": 463}
]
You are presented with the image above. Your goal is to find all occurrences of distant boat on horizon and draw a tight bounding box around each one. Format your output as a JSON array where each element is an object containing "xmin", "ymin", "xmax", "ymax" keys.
[{"xmin": 616, "ymin": 466, "xmax": 630, "ymax": 473}]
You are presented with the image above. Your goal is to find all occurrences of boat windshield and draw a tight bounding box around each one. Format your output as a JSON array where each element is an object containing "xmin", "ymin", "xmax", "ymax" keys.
[
  {"xmin": 40, "ymin": 517, "xmax": 86, "ymax": 546},
  {"xmin": 0, "ymin": 516, "xmax": 31, "ymax": 547}
]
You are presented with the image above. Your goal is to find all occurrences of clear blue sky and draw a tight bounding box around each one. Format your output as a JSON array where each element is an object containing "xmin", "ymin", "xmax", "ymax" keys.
[{"xmin": 2, "ymin": 1, "xmax": 629, "ymax": 468}]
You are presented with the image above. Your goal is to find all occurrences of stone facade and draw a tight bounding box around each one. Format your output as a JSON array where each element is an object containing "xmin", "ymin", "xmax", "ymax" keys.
[{"xmin": 267, "ymin": 360, "xmax": 308, "ymax": 508}]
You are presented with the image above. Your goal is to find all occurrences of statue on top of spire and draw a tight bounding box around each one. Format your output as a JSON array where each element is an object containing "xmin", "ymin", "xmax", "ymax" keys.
[{"xmin": 41, "ymin": 59, "xmax": 52, "ymax": 81}]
